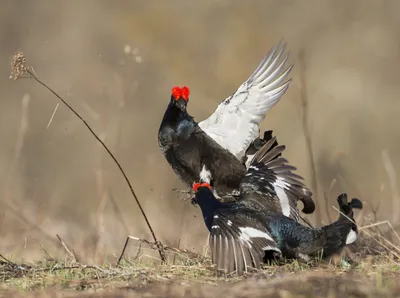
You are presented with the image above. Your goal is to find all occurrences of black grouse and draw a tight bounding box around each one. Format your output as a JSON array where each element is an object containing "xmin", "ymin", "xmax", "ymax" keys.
[
  {"xmin": 193, "ymin": 184, "xmax": 362, "ymax": 276},
  {"xmin": 158, "ymin": 40, "xmax": 315, "ymax": 214},
  {"xmin": 191, "ymin": 139, "xmax": 363, "ymax": 276}
]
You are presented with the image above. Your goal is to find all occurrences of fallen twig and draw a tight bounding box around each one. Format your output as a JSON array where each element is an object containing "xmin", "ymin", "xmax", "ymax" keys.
[
  {"xmin": 0, "ymin": 254, "xmax": 16, "ymax": 266},
  {"xmin": 26, "ymin": 237, "xmax": 55, "ymax": 261},
  {"xmin": 117, "ymin": 236, "xmax": 163, "ymax": 267},
  {"xmin": 56, "ymin": 234, "xmax": 79, "ymax": 263},
  {"xmin": 117, "ymin": 235, "xmax": 204, "ymax": 267},
  {"xmin": 361, "ymin": 220, "xmax": 400, "ymax": 245},
  {"xmin": 332, "ymin": 205, "xmax": 400, "ymax": 262}
]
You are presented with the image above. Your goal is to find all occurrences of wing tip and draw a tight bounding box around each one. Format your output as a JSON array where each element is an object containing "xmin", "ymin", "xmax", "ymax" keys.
[{"xmin": 250, "ymin": 39, "xmax": 291, "ymax": 81}]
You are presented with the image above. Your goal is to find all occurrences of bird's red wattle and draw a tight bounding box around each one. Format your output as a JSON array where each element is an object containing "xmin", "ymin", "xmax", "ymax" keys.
[
  {"xmin": 181, "ymin": 86, "xmax": 190, "ymax": 101},
  {"xmin": 172, "ymin": 86, "xmax": 182, "ymax": 100},
  {"xmin": 193, "ymin": 182, "xmax": 211, "ymax": 192}
]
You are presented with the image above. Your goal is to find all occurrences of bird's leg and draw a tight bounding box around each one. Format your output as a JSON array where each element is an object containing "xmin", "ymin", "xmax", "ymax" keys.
[
  {"xmin": 296, "ymin": 252, "xmax": 311, "ymax": 263},
  {"xmin": 272, "ymin": 251, "xmax": 283, "ymax": 260},
  {"xmin": 288, "ymin": 246, "xmax": 311, "ymax": 264}
]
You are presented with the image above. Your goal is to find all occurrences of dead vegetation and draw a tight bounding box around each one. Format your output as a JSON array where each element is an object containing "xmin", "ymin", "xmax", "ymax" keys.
[
  {"xmin": 1, "ymin": 237, "xmax": 400, "ymax": 297},
  {"xmin": 1, "ymin": 203, "xmax": 400, "ymax": 297}
]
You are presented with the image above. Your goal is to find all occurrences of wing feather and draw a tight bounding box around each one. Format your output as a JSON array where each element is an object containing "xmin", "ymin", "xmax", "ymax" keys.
[
  {"xmin": 240, "ymin": 136, "xmax": 314, "ymax": 219},
  {"xmin": 209, "ymin": 212, "xmax": 281, "ymax": 276},
  {"xmin": 198, "ymin": 41, "xmax": 293, "ymax": 160}
]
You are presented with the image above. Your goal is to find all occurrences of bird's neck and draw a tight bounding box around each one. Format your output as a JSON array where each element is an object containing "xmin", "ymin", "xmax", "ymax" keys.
[
  {"xmin": 161, "ymin": 103, "xmax": 192, "ymax": 128},
  {"xmin": 195, "ymin": 189, "xmax": 231, "ymax": 231},
  {"xmin": 158, "ymin": 103, "xmax": 195, "ymax": 150}
]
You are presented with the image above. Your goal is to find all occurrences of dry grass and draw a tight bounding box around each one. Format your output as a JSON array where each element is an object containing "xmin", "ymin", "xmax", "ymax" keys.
[
  {"xmin": 1, "ymin": 200, "xmax": 398, "ymax": 298},
  {"xmin": 1, "ymin": 228, "xmax": 400, "ymax": 298},
  {"xmin": 1, "ymin": 243, "xmax": 400, "ymax": 297}
]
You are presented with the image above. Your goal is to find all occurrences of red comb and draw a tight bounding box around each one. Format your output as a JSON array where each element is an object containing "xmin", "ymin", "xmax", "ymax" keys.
[
  {"xmin": 181, "ymin": 86, "xmax": 190, "ymax": 101},
  {"xmin": 171, "ymin": 86, "xmax": 181, "ymax": 100},
  {"xmin": 193, "ymin": 182, "xmax": 211, "ymax": 192}
]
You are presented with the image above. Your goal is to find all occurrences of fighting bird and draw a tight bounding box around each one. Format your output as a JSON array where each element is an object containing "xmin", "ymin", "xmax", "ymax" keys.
[
  {"xmin": 158, "ymin": 40, "xmax": 315, "ymax": 214},
  {"xmin": 191, "ymin": 139, "xmax": 363, "ymax": 275},
  {"xmin": 193, "ymin": 184, "xmax": 362, "ymax": 276}
]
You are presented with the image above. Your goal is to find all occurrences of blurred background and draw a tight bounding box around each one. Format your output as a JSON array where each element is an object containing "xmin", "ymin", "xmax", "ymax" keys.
[{"xmin": 0, "ymin": 0, "xmax": 399, "ymax": 263}]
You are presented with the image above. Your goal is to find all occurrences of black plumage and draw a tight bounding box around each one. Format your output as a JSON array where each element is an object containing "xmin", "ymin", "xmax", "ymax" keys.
[
  {"xmin": 242, "ymin": 130, "xmax": 315, "ymax": 214},
  {"xmin": 158, "ymin": 41, "xmax": 316, "ymax": 214},
  {"xmin": 158, "ymin": 92, "xmax": 246, "ymax": 200},
  {"xmin": 158, "ymin": 90, "xmax": 315, "ymax": 214},
  {"xmin": 191, "ymin": 139, "xmax": 362, "ymax": 275},
  {"xmin": 238, "ymin": 133, "xmax": 314, "ymax": 218},
  {"xmin": 192, "ymin": 183, "xmax": 362, "ymax": 276}
]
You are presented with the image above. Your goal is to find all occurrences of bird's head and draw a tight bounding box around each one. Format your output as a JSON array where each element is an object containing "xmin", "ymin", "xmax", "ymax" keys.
[
  {"xmin": 191, "ymin": 181, "xmax": 212, "ymax": 206},
  {"xmin": 170, "ymin": 86, "xmax": 190, "ymax": 112}
]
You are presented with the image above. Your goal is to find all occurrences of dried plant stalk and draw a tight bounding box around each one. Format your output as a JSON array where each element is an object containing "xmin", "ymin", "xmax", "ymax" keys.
[{"xmin": 10, "ymin": 52, "xmax": 166, "ymax": 262}]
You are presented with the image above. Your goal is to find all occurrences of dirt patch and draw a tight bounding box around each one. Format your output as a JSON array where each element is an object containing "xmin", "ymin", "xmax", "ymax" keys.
[{"xmin": 1, "ymin": 270, "xmax": 399, "ymax": 298}]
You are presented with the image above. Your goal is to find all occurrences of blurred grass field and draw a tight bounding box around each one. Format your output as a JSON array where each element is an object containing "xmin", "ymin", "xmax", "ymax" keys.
[{"xmin": 1, "ymin": 0, "xmax": 400, "ymax": 296}]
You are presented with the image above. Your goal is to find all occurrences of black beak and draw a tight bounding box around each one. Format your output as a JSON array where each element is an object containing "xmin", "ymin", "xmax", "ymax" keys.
[{"xmin": 172, "ymin": 97, "xmax": 187, "ymax": 111}]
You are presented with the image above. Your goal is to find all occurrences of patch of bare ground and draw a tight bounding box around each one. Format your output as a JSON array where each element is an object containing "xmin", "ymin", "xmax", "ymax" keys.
[{"xmin": 1, "ymin": 266, "xmax": 399, "ymax": 298}]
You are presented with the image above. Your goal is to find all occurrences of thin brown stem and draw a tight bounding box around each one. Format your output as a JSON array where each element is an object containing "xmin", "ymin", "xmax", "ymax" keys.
[
  {"xmin": 25, "ymin": 69, "xmax": 165, "ymax": 262},
  {"xmin": 0, "ymin": 254, "xmax": 16, "ymax": 266},
  {"xmin": 298, "ymin": 50, "xmax": 322, "ymax": 225},
  {"xmin": 56, "ymin": 234, "xmax": 78, "ymax": 263}
]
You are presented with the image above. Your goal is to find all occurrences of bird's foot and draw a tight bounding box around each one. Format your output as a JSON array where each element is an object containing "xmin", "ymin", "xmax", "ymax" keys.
[{"xmin": 297, "ymin": 253, "xmax": 311, "ymax": 263}]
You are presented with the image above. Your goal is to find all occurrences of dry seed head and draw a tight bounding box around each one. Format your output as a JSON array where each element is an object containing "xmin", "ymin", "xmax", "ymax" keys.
[{"xmin": 10, "ymin": 51, "xmax": 29, "ymax": 80}]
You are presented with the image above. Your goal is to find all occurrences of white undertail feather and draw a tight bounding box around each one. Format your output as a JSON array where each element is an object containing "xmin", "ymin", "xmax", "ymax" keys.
[
  {"xmin": 198, "ymin": 40, "xmax": 293, "ymax": 160},
  {"xmin": 345, "ymin": 229, "xmax": 357, "ymax": 245},
  {"xmin": 199, "ymin": 164, "xmax": 212, "ymax": 183}
]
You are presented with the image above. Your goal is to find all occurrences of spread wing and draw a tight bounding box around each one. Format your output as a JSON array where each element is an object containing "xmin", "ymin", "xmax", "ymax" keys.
[
  {"xmin": 198, "ymin": 40, "xmax": 293, "ymax": 160},
  {"xmin": 209, "ymin": 210, "xmax": 281, "ymax": 276},
  {"xmin": 239, "ymin": 135, "xmax": 314, "ymax": 221}
]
